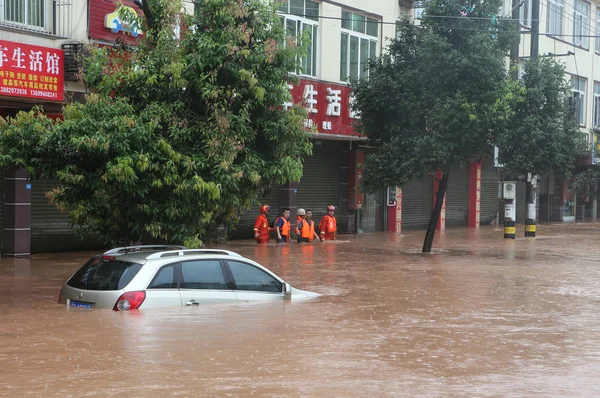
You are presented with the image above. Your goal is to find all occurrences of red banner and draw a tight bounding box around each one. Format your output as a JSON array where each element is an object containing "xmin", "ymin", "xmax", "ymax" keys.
[
  {"xmin": 0, "ymin": 40, "xmax": 64, "ymax": 102},
  {"xmin": 289, "ymin": 79, "xmax": 360, "ymax": 138}
]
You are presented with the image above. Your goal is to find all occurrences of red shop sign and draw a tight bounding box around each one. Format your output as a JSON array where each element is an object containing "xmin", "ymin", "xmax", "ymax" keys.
[
  {"xmin": 0, "ymin": 40, "xmax": 64, "ymax": 102},
  {"xmin": 289, "ymin": 79, "xmax": 361, "ymax": 138}
]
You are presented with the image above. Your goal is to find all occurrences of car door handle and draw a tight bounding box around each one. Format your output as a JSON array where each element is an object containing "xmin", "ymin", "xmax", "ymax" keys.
[{"xmin": 185, "ymin": 300, "xmax": 200, "ymax": 306}]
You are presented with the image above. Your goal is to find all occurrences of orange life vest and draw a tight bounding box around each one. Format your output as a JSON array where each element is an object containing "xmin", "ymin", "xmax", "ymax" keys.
[
  {"xmin": 276, "ymin": 216, "xmax": 291, "ymax": 236},
  {"xmin": 301, "ymin": 219, "xmax": 315, "ymax": 240},
  {"xmin": 320, "ymin": 215, "xmax": 337, "ymax": 234}
]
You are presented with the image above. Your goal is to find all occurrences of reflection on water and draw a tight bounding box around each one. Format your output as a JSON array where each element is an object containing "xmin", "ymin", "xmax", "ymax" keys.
[{"xmin": 2, "ymin": 224, "xmax": 600, "ymax": 396}]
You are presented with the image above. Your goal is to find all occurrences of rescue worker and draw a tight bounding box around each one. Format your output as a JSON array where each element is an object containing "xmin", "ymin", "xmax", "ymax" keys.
[
  {"xmin": 296, "ymin": 208, "xmax": 319, "ymax": 243},
  {"xmin": 319, "ymin": 205, "xmax": 337, "ymax": 241},
  {"xmin": 253, "ymin": 204, "xmax": 271, "ymax": 244},
  {"xmin": 275, "ymin": 208, "xmax": 291, "ymax": 243}
]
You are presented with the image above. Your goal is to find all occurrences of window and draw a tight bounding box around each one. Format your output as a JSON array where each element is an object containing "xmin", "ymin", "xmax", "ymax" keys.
[
  {"xmin": 340, "ymin": 11, "xmax": 378, "ymax": 81},
  {"xmin": 227, "ymin": 261, "xmax": 282, "ymax": 293},
  {"xmin": 596, "ymin": 7, "xmax": 600, "ymax": 53},
  {"xmin": 547, "ymin": 0, "xmax": 564, "ymax": 37},
  {"xmin": 571, "ymin": 77, "xmax": 587, "ymax": 126},
  {"xmin": 279, "ymin": 0, "xmax": 319, "ymax": 77},
  {"xmin": 593, "ymin": 82, "xmax": 600, "ymax": 129},
  {"xmin": 574, "ymin": 0, "xmax": 590, "ymax": 48},
  {"xmin": 520, "ymin": 0, "xmax": 532, "ymax": 26},
  {"xmin": 1, "ymin": 0, "xmax": 45, "ymax": 29},
  {"xmin": 148, "ymin": 264, "xmax": 179, "ymax": 289},
  {"xmin": 180, "ymin": 260, "xmax": 227, "ymax": 290},
  {"xmin": 67, "ymin": 258, "xmax": 143, "ymax": 291}
]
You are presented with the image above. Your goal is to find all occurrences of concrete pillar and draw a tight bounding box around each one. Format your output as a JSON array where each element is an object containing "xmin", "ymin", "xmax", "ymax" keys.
[
  {"xmin": 434, "ymin": 170, "xmax": 446, "ymax": 230},
  {"xmin": 468, "ymin": 161, "xmax": 481, "ymax": 228},
  {"xmin": 2, "ymin": 167, "xmax": 31, "ymax": 256}
]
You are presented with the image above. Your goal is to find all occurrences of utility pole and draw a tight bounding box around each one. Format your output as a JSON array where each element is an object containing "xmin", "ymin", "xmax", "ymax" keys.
[
  {"xmin": 509, "ymin": 0, "xmax": 521, "ymax": 80},
  {"xmin": 525, "ymin": 0, "xmax": 540, "ymax": 237}
]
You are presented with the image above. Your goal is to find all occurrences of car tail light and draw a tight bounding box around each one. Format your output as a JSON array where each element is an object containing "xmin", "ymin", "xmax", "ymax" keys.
[
  {"xmin": 113, "ymin": 291, "xmax": 146, "ymax": 311},
  {"xmin": 102, "ymin": 255, "xmax": 116, "ymax": 260}
]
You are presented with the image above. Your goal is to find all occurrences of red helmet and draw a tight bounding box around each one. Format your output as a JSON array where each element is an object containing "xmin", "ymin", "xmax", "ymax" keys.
[
  {"xmin": 260, "ymin": 204, "xmax": 270, "ymax": 213},
  {"xmin": 327, "ymin": 205, "xmax": 336, "ymax": 211}
]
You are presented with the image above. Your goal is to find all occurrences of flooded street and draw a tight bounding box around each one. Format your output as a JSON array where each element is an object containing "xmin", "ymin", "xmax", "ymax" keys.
[{"xmin": 2, "ymin": 224, "xmax": 600, "ymax": 397}]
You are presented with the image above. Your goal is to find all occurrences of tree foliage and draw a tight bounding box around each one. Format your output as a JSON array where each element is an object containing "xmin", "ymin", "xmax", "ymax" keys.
[
  {"xmin": 496, "ymin": 58, "xmax": 579, "ymax": 177},
  {"xmin": 0, "ymin": 0, "xmax": 311, "ymax": 246},
  {"xmin": 352, "ymin": 0, "xmax": 517, "ymax": 251}
]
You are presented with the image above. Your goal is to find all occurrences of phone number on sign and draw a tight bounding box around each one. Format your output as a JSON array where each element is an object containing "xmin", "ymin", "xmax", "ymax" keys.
[
  {"xmin": 30, "ymin": 90, "xmax": 58, "ymax": 99},
  {"xmin": 0, "ymin": 87, "xmax": 28, "ymax": 95}
]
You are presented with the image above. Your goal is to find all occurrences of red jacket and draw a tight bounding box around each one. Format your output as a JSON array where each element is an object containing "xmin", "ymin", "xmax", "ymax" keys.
[
  {"xmin": 254, "ymin": 214, "xmax": 270, "ymax": 240},
  {"xmin": 319, "ymin": 215, "xmax": 337, "ymax": 235}
]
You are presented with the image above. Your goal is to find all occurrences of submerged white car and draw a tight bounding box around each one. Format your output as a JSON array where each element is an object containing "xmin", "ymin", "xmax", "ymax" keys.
[{"xmin": 59, "ymin": 245, "xmax": 320, "ymax": 311}]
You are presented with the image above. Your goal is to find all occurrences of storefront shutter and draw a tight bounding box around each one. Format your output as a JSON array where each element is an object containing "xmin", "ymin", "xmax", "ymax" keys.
[
  {"xmin": 402, "ymin": 176, "xmax": 433, "ymax": 229},
  {"xmin": 445, "ymin": 167, "xmax": 470, "ymax": 227},
  {"xmin": 480, "ymin": 162, "xmax": 500, "ymax": 225},
  {"xmin": 31, "ymin": 180, "xmax": 102, "ymax": 253},
  {"xmin": 296, "ymin": 140, "xmax": 346, "ymax": 234},
  {"xmin": 229, "ymin": 187, "xmax": 281, "ymax": 239}
]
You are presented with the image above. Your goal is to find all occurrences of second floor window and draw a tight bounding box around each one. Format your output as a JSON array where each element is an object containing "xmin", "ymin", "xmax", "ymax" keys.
[
  {"xmin": 520, "ymin": 0, "xmax": 532, "ymax": 27},
  {"xmin": 1, "ymin": 0, "xmax": 46, "ymax": 30},
  {"xmin": 279, "ymin": 0, "xmax": 319, "ymax": 77},
  {"xmin": 572, "ymin": 77, "xmax": 587, "ymax": 127},
  {"xmin": 340, "ymin": 11, "xmax": 378, "ymax": 81},
  {"xmin": 593, "ymin": 82, "xmax": 600, "ymax": 129},
  {"xmin": 596, "ymin": 7, "xmax": 600, "ymax": 53},
  {"xmin": 547, "ymin": 0, "xmax": 564, "ymax": 37},
  {"xmin": 573, "ymin": 0, "xmax": 590, "ymax": 48}
]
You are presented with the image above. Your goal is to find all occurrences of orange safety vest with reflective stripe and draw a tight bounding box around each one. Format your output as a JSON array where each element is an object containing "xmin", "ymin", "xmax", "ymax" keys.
[
  {"xmin": 276, "ymin": 217, "xmax": 291, "ymax": 236},
  {"xmin": 253, "ymin": 214, "xmax": 270, "ymax": 240}
]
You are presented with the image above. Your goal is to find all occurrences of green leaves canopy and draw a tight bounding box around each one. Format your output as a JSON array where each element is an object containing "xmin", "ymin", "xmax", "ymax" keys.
[
  {"xmin": 0, "ymin": 0, "xmax": 311, "ymax": 246},
  {"xmin": 352, "ymin": 0, "xmax": 517, "ymax": 191}
]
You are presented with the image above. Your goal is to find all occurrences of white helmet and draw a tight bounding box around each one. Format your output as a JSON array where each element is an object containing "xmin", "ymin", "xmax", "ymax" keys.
[{"xmin": 297, "ymin": 208, "xmax": 306, "ymax": 216}]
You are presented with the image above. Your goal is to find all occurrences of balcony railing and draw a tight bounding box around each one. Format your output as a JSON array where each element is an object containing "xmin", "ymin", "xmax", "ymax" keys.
[{"xmin": 0, "ymin": 0, "xmax": 73, "ymax": 38}]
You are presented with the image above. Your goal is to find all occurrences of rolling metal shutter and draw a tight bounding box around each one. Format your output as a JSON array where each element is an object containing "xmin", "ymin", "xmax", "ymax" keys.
[
  {"xmin": 230, "ymin": 187, "xmax": 280, "ymax": 239},
  {"xmin": 402, "ymin": 176, "xmax": 433, "ymax": 229},
  {"xmin": 480, "ymin": 163, "xmax": 500, "ymax": 225},
  {"xmin": 31, "ymin": 180, "xmax": 102, "ymax": 253},
  {"xmin": 445, "ymin": 167, "xmax": 469, "ymax": 227},
  {"xmin": 297, "ymin": 140, "xmax": 345, "ymax": 233}
]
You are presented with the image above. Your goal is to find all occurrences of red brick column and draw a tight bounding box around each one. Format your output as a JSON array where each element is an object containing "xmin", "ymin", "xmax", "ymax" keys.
[
  {"xmin": 434, "ymin": 170, "xmax": 446, "ymax": 230},
  {"xmin": 2, "ymin": 168, "xmax": 31, "ymax": 256},
  {"xmin": 468, "ymin": 161, "xmax": 482, "ymax": 228}
]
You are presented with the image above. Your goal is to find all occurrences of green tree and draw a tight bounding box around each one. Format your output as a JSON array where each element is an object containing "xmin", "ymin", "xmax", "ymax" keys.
[
  {"xmin": 0, "ymin": 0, "xmax": 311, "ymax": 247},
  {"xmin": 496, "ymin": 58, "xmax": 579, "ymax": 178},
  {"xmin": 352, "ymin": 0, "xmax": 517, "ymax": 252}
]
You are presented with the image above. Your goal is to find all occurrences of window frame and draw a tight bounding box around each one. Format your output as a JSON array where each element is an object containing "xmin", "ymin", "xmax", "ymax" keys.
[
  {"xmin": 595, "ymin": 7, "xmax": 600, "ymax": 54},
  {"xmin": 178, "ymin": 259, "xmax": 232, "ymax": 291},
  {"xmin": 0, "ymin": 0, "xmax": 48, "ymax": 32},
  {"xmin": 546, "ymin": 0, "xmax": 564, "ymax": 38},
  {"xmin": 278, "ymin": 0, "xmax": 319, "ymax": 78},
  {"xmin": 573, "ymin": 0, "xmax": 591, "ymax": 49},
  {"xmin": 340, "ymin": 28, "xmax": 378, "ymax": 81},
  {"xmin": 147, "ymin": 262, "xmax": 181, "ymax": 290},
  {"xmin": 571, "ymin": 76, "xmax": 587, "ymax": 127},
  {"xmin": 593, "ymin": 81, "xmax": 600, "ymax": 129},
  {"xmin": 520, "ymin": 0, "xmax": 533, "ymax": 27},
  {"xmin": 224, "ymin": 260, "xmax": 283, "ymax": 294}
]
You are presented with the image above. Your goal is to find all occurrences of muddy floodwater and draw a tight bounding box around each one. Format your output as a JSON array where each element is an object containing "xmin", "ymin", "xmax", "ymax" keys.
[{"xmin": 2, "ymin": 224, "xmax": 600, "ymax": 397}]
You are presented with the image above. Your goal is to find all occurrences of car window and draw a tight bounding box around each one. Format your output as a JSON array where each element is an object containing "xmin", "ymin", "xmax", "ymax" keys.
[
  {"xmin": 227, "ymin": 261, "xmax": 282, "ymax": 293},
  {"xmin": 67, "ymin": 257, "xmax": 143, "ymax": 291},
  {"xmin": 180, "ymin": 260, "xmax": 227, "ymax": 290},
  {"xmin": 148, "ymin": 264, "xmax": 179, "ymax": 289}
]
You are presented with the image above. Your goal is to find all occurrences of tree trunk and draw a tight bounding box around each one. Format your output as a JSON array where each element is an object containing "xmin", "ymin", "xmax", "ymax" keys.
[{"xmin": 422, "ymin": 169, "xmax": 450, "ymax": 253}]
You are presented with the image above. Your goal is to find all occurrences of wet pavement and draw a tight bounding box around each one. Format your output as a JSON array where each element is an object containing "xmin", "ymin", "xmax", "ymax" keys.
[{"xmin": 2, "ymin": 223, "xmax": 600, "ymax": 397}]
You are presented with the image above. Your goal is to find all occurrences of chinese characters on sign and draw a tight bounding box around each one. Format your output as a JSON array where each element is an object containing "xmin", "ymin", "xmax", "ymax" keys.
[
  {"xmin": 287, "ymin": 79, "xmax": 361, "ymax": 138},
  {"xmin": 0, "ymin": 40, "xmax": 64, "ymax": 101},
  {"xmin": 395, "ymin": 187, "xmax": 403, "ymax": 234}
]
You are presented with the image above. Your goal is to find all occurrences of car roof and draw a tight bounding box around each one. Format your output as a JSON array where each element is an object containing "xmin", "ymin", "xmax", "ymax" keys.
[{"xmin": 100, "ymin": 246, "xmax": 245, "ymax": 263}]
